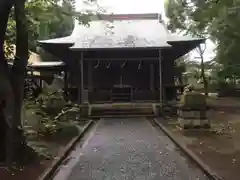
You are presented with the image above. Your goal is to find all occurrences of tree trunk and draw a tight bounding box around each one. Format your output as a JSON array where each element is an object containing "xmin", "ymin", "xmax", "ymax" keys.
[
  {"xmin": 7, "ymin": 0, "xmax": 29, "ymax": 163},
  {"xmin": 0, "ymin": 0, "xmax": 30, "ymax": 164},
  {"xmin": 0, "ymin": 104, "xmax": 6, "ymax": 161},
  {"xmin": 198, "ymin": 46, "xmax": 208, "ymax": 95},
  {"xmin": 0, "ymin": 0, "xmax": 15, "ymax": 163}
]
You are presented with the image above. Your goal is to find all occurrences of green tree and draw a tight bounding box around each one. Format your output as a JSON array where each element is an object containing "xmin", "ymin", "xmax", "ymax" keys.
[
  {"xmin": 0, "ymin": 0, "xmax": 95, "ymax": 165},
  {"xmin": 5, "ymin": 0, "xmax": 76, "ymax": 52},
  {"xmin": 175, "ymin": 56, "xmax": 188, "ymax": 85},
  {"xmin": 164, "ymin": 0, "xmax": 240, "ymax": 81},
  {"xmin": 0, "ymin": 0, "xmax": 29, "ymax": 165}
]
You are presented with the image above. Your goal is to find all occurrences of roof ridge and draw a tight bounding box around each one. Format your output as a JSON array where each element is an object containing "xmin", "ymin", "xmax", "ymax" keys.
[{"xmin": 89, "ymin": 13, "xmax": 160, "ymax": 21}]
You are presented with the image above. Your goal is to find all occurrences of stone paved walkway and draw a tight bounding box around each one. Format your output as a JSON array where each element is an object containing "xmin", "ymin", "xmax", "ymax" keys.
[{"xmin": 53, "ymin": 118, "xmax": 209, "ymax": 180}]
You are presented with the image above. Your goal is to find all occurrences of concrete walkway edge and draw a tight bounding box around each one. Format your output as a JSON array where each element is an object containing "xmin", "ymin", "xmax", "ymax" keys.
[
  {"xmin": 38, "ymin": 120, "xmax": 95, "ymax": 180},
  {"xmin": 152, "ymin": 118, "xmax": 225, "ymax": 180}
]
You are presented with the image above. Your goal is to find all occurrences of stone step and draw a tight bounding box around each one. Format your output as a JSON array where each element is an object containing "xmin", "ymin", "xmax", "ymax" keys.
[
  {"xmin": 90, "ymin": 114, "xmax": 156, "ymax": 118},
  {"xmin": 92, "ymin": 110, "xmax": 153, "ymax": 114},
  {"xmin": 92, "ymin": 109, "xmax": 153, "ymax": 113},
  {"xmin": 92, "ymin": 111, "xmax": 153, "ymax": 116},
  {"xmin": 90, "ymin": 105, "xmax": 154, "ymax": 117}
]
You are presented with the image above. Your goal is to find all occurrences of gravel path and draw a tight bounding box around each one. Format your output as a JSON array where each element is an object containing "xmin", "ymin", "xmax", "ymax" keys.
[{"xmin": 53, "ymin": 118, "xmax": 209, "ymax": 180}]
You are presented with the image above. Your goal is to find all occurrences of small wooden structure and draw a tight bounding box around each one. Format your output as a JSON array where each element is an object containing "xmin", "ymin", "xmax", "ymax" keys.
[
  {"xmin": 7, "ymin": 49, "xmax": 65, "ymax": 89},
  {"xmin": 38, "ymin": 13, "xmax": 204, "ymax": 105}
]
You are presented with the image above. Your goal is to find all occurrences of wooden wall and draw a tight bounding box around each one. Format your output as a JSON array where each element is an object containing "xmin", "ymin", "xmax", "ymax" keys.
[{"xmin": 66, "ymin": 58, "xmax": 176, "ymax": 102}]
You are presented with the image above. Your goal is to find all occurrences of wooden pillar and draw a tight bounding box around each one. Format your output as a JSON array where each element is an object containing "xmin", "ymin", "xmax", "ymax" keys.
[
  {"xmin": 78, "ymin": 52, "xmax": 84, "ymax": 105},
  {"xmin": 40, "ymin": 79, "xmax": 43, "ymax": 88},
  {"xmin": 80, "ymin": 52, "xmax": 84, "ymax": 105},
  {"xmin": 150, "ymin": 63, "xmax": 154, "ymax": 91},
  {"xmin": 158, "ymin": 50, "xmax": 163, "ymax": 106},
  {"xmin": 63, "ymin": 68, "xmax": 68, "ymax": 99},
  {"xmin": 77, "ymin": 59, "xmax": 81, "ymax": 104},
  {"xmin": 88, "ymin": 61, "xmax": 92, "ymax": 91}
]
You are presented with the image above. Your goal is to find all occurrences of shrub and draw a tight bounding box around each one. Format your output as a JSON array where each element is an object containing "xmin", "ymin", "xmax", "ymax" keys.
[{"xmin": 24, "ymin": 88, "xmax": 66, "ymax": 135}]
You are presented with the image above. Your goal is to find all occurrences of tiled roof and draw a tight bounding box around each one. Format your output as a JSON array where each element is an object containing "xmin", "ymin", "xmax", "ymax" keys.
[{"xmin": 38, "ymin": 13, "xmax": 204, "ymax": 49}]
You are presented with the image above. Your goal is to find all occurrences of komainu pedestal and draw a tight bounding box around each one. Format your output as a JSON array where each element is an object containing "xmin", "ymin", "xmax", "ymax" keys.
[{"xmin": 178, "ymin": 92, "xmax": 210, "ymax": 129}]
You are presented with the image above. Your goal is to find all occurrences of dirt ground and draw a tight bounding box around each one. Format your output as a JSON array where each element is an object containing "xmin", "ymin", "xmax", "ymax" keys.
[
  {"xmin": 0, "ymin": 160, "xmax": 51, "ymax": 180},
  {"xmin": 0, "ymin": 145, "xmax": 58, "ymax": 180},
  {"xmin": 0, "ymin": 121, "xmax": 88, "ymax": 180},
  {"xmin": 165, "ymin": 97, "xmax": 240, "ymax": 180},
  {"xmin": 0, "ymin": 131, "xmax": 77, "ymax": 180}
]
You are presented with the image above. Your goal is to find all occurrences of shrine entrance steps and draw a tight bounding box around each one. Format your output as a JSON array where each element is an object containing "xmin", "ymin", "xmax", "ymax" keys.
[{"xmin": 89, "ymin": 103, "xmax": 157, "ymax": 118}]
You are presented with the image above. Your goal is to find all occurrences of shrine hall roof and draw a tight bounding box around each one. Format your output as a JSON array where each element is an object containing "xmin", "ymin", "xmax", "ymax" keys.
[{"xmin": 38, "ymin": 13, "xmax": 204, "ymax": 50}]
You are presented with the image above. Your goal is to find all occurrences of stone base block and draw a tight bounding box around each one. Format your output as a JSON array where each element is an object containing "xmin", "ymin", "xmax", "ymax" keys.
[
  {"xmin": 153, "ymin": 104, "xmax": 163, "ymax": 116},
  {"xmin": 178, "ymin": 118, "xmax": 211, "ymax": 129},
  {"xmin": 178, "ymin": 109, "xmax": 206, "ymax": 119},
  {"xmin": 80, "ymin": 104, "xmax": 90, "ymax": 118}
]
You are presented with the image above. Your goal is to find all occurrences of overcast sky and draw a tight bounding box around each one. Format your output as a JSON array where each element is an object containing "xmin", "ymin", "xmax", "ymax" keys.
[
  {"xmin": 75, "ymin": 0, "xmax": 215, "ymax": 61},
  {"xmin": 76, "ymin": 0, "xmax": 165, "ymax": 14}
]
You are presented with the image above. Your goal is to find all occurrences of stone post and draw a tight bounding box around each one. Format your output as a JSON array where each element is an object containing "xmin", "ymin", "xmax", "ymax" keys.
[{"xmin": 178, "ymin": 92, "xmax": 210, "ymax": 129}]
